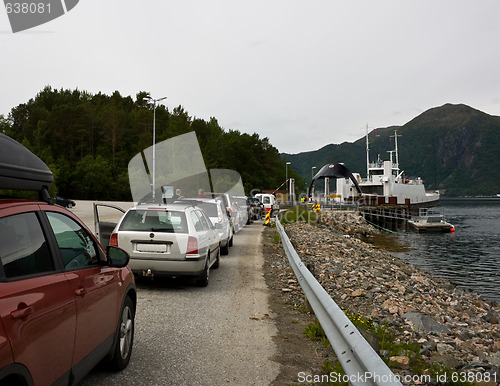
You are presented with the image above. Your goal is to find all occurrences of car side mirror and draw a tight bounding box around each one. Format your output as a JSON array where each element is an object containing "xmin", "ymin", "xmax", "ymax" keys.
[{"xmin": 106, "ymin": 246, "xmax": 130, "ymax": 267}]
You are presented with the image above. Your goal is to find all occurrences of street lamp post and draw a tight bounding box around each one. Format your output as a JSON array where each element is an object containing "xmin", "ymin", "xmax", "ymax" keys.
[
  {"xmin": 285, "ymin": 162, "xmax": 291, "ymax": 203},
  {"xmin": 144, "ymin": 95, "xmax": 167, "ymax": 200},
  {"xmin": 311, "ymin": 166, "xmax": 316, "ymax": 200},
  {"xmin": 311, "ymin": 166, "xmax": 316, "ymax": 180}
]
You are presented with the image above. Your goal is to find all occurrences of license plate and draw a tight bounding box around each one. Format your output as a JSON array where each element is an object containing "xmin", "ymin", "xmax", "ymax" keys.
[{"xmin": 136, "ymin": 243, "xmax": 169, "ymax": 253}]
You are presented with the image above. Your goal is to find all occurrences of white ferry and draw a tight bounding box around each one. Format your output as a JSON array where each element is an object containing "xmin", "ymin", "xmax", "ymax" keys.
[{"xmin": 335, "ymin": 129, "xmax": 440, "ymax": 209}]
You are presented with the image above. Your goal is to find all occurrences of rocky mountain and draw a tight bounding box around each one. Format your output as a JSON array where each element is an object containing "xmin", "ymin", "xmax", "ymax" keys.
[{"xmin": 283, "ymin": 104, "xmax": 500, "ymax": 196}]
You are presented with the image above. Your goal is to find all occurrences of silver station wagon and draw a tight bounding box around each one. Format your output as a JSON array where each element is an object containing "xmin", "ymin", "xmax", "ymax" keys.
[{"xmin": 108, "ymin": 202, "xmax": 220, "ymax": 286}]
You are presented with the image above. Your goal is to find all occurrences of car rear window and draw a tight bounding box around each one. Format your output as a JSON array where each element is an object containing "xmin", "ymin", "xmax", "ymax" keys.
[
  {"xmin": 119, "ymin": 209, "xmax": 188, "ymax": 233},
  {"xmin": 197, "ymin": 203, "xmax": 218, "ymax": 217},
  {"xmin": 235, "ymin": 198, "xmax": 246, "ymax": 206}
]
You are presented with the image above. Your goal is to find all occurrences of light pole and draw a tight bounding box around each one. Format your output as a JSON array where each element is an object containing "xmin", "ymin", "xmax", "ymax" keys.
[
  {"xmin": 311, "ymin": 166, "xmax": 316, "ymax": 180},
  {"xmin": 144, "ymin": 95, "xmax": 167, "ymax": 200},
  {"xmin": 310, "ymin": 166, "xmax": 316, "ymax": 200},
  {"xmin": 285, "ymin": 162, "xmax": 291, "ymax": 202}
]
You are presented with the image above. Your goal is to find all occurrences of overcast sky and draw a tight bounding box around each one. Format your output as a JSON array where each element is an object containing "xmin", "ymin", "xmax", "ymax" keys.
[{"xmin": 2, "ymin": 0, "xmax": 500, "ymax": 154}]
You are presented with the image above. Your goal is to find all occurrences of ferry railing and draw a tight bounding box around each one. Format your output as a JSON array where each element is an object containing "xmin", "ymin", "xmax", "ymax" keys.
[{"xmin": 276, "ymin": 217, "xmax": 403, "ymax": 386}]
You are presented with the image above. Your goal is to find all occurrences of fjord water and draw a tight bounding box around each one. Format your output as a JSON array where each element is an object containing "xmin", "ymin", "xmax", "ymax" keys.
[{"xmin": 392, "ymin": 197, "xmax": 500, "ymax": 302}]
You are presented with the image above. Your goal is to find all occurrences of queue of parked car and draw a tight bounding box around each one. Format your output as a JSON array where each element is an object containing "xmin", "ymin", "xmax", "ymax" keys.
[{"xmin": 0, "ymin": 133, "xmax": 275, "ymax": 385}]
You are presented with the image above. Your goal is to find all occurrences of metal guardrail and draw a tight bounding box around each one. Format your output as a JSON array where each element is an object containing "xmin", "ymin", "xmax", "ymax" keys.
[{"xmin": 276, "ymin": 219, "xmax": 403, "ymax": 386}]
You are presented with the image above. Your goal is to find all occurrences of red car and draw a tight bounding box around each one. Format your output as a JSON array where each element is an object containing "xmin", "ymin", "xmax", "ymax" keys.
[{"xmin": 0, "ymin": 133, "xmax": 137, "ymax": 385}]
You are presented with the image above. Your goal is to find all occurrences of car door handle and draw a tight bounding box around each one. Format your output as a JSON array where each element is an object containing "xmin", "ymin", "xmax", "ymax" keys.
[
  {"xmin": 11, "ymin": 305, "xmax": 34, "ymax": 319},
  {"xmin": 75, "ymin": 288, "xmax": 87, "ymax": 296}
]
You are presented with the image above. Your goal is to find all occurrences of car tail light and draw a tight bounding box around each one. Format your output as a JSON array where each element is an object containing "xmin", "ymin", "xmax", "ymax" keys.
[
  {"xmin": 217, "ymin": 205, "xmax": 223, "ymax": 223},
  {"xmin": 186, "ymin": 236, "xmax": 198, "ymax": 255},
  {"xmin": 109, "ymin": 233, "xmax": 118, "ymax": 247}
]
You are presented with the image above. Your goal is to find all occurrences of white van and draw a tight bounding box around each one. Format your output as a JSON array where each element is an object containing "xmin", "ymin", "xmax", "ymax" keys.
[{"xmin": 254, "ymin": 193, "xmax": 279, "ymax": 216}]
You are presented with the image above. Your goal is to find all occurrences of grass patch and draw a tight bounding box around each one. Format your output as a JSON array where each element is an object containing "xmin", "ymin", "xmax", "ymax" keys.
[
  {"xmin": 322, "ymin": 360, "xmax": 350, "ymax": 386},
  {"xmin": 297, "ymin": 303, "xmax": 312, "ymax": 314},
  {"xmin": 303, "ymin": 318, "xmax": 330, "ymax": 348}
]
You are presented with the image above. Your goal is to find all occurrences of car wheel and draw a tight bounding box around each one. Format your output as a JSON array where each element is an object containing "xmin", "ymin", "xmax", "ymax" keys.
[
  {"xmin": 196, "ymin": 257, "xmax": 209, "ymax": 287},
  {"xmin": 212, "ymin": 248, "xmax": 220, "ymax": 269},
  {"xmin": 221, "ymin": 241, "xmax": 229, "ymax": 255},
  {"xmin": 109, "ymin": 296, "xmax": 135, "ymax": 370}
]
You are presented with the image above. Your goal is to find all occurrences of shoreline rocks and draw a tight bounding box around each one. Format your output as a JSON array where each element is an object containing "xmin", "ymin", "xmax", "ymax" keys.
[{"xmin": 279, "ymin": 209, "xmax": 500, "ymax": 381}]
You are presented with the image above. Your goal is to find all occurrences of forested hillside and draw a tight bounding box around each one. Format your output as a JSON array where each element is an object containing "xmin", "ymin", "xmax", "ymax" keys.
[
  {"xmin": 3, "ymin": 93, "xmax": 499, "ymax": 199},
  {"xmin": 283, "ymin": 104, "xmax": 500, "ymax": 196},
  {"xmin": 0, "ymin": 86, "xmax": 300, "ymax": 200}
]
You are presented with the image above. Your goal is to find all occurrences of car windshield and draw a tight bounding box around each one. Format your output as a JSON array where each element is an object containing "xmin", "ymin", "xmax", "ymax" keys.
[{"xmin": 119, "ymin": 209, "xmax": 188, "ymax": 233}]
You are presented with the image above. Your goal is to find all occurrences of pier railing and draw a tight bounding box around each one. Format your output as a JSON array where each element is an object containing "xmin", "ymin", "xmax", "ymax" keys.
[{"xmin": 276, "ymin": 217, "xmax": 402, "ymax": 386}]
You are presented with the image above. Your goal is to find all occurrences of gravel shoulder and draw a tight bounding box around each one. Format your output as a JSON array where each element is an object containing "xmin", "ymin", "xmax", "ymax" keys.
[{"xmin": 262, "ymin": 225, "xmax": 336, "ymax": 385}]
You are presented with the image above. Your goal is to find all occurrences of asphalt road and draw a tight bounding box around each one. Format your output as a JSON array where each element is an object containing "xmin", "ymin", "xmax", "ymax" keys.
[{"xmin": 72, "ymin": 201, "xmax": 279, "ymax": 385}]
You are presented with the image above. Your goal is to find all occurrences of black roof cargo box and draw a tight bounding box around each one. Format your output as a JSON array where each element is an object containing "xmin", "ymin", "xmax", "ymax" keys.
[{"xmin": 0, "ymin": 133, "xmax": 53, "ymax": 191}]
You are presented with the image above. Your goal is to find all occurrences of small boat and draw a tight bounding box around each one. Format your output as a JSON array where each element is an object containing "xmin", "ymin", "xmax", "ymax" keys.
[{"xmin": 407, "ymin": 208, "xmax": 455, "ymax": 233}]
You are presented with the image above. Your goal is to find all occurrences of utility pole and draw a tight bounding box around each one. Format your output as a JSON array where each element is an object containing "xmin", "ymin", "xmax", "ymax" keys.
[
  {"xmin": 144, "ymin": 95, "xmax": 167, "ymax": 200},
  {"xmin": 285, "ymin": 162, "xmax": 291, "ymax": 202}
]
